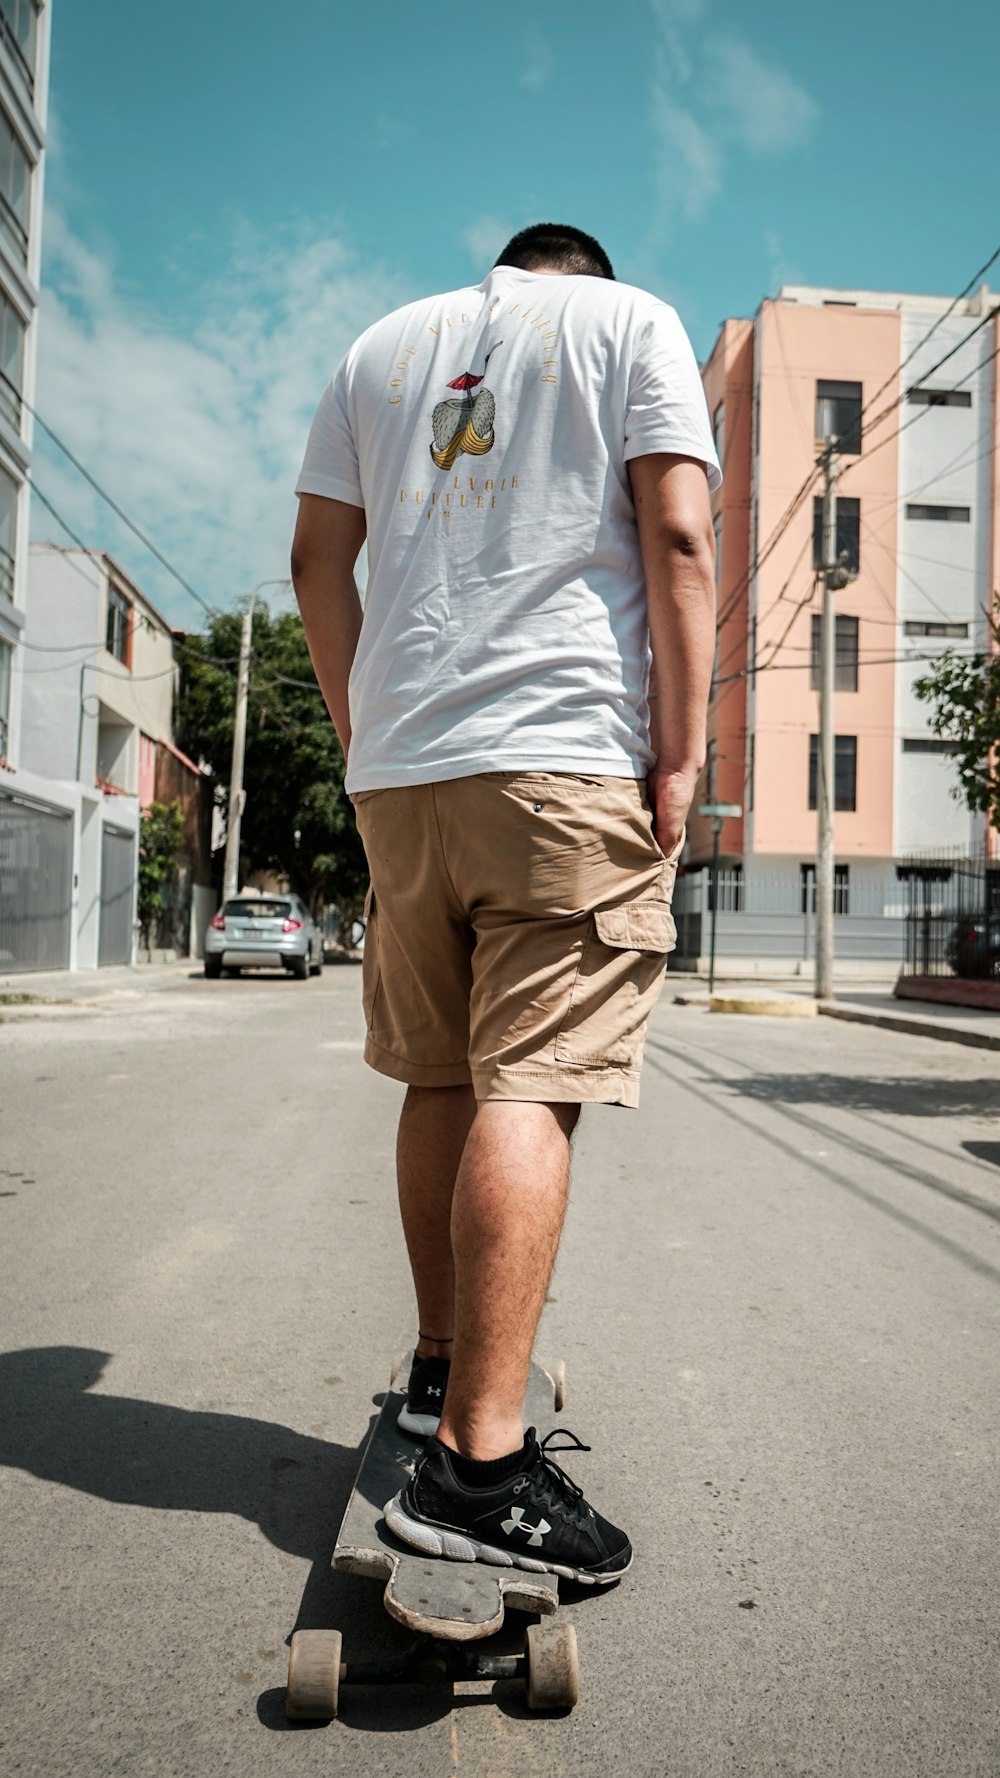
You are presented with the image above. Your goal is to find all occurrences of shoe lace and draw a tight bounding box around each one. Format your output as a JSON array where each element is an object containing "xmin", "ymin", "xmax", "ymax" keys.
[{"xmin": 518, "ymin": 1429, "xmax": 594, "ymax": 1528}]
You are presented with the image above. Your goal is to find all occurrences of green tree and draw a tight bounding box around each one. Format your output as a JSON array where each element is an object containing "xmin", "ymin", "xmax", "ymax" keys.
[
  {"xmin": 138, "ymin": 800, "xmax": 185, "ymax": 948},
  {"xmin": 176, "ymin": 605, "xmax": 368, "ymax": 930},
  {"xmin": 912, "ymin": 599, "xmax": 1000, "ymax": 832}
]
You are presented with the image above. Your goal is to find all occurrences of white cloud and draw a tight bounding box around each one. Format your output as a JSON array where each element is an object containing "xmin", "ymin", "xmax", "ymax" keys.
[
  {"xmin": 646, "ymin": 2, "xmax": 818, "ymax": 242},
  {"xmin": 31, "ymin": 213, "xmax": 403, "ymax": 627},
  {"xmin": 705, "ymin": 36, "xmax": 820, "ymax": 152},
  {"xmin": 461, "ymin": 214, "xmax": 513, "ymax": 269},
  {"xmin": 519, "ymin": 32, "xmax": 554, "ymax": 93}
]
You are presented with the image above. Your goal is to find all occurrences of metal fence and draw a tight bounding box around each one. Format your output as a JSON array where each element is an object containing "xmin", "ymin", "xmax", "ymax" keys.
[{"xmin": 897, "ymin": 851, "xmax": 1000, "ymax": 979}]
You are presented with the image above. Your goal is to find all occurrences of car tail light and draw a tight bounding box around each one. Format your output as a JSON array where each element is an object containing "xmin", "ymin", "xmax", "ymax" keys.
[
  {"xmin": 282, "ymin": 918, "xmax": 302, "ymax": 932},
  {"xmin": 210, "ymin": 913, "xmax": 226, "ymax": 930}
]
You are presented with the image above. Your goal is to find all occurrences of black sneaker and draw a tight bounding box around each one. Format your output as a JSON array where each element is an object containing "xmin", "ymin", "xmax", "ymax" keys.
[
  {"xmin": 383, "ymin": 1428, "xmax": 632, "ymax": 1583},
  {"xmin": 397, "ymin": 1354, "xmax": 450, "ymax": 1438}
]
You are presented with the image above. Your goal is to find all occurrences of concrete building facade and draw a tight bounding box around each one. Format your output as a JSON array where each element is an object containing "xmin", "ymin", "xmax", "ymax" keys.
[
  {"xmin": 0, "ymin": 0, "xmax": 49, "ymax": 763},
  {"xmin": 678, "ymin": 283, "xmax": 999, "ymax": 974},
  {"xmin": 0, "ymin": 546, "xmax": 206, "ymax": 972}
]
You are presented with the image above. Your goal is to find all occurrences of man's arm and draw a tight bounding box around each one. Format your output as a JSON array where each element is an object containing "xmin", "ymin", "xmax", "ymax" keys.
[
  {"xmin": 290, "ymin": 493, "xmax": 367, "ymax": 759},
  {"xmin": 628, "ymin": 453, "xmax": 717, "ymax": 856}
]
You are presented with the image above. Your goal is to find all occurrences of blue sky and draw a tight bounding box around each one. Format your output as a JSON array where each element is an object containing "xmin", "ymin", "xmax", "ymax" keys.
[{"xmin": 35, "ymin": 0, "xmax": 1000, "ymax": 626}]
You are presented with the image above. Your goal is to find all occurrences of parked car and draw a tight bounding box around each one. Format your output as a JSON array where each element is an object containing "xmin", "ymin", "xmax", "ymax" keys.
[
  {"xmin": 945, "ymin": 914, "xmax": 1000, "ymax": 980},
  {"xmin": 204, "ymin": 894, "xmax": 323, "ymax": 980}
]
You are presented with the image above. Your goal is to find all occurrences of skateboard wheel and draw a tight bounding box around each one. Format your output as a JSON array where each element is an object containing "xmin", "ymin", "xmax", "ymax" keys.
[
  {"xmin": 551, "ymin": 1359, "xmax": 567, "ymax": 1414},
  {"xmin": 285, "ymin": 1629, "xmax": 342, "ymax": 1720},
  {"xmin": 525, "ymin": 1622, "xmax": 579, "ymax": 1712},
  {"xmin": 389, "ymin": 1351, "xmax": 406, "ymax": 1386}
]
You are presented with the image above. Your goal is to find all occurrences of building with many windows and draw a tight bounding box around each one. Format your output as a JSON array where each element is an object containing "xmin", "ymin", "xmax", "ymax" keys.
[
  {"xmin": 676, "ymin": 282, "xmax": 999, "ymax": 974},
  {"xmin": 0, "ymin": 0, "xmax": 47, "ymax": 763}
]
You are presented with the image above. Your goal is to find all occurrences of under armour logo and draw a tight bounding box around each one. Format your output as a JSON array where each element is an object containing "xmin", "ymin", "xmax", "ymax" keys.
[
  {"xmin": 426, "ymin": 1385, "xmax": 442, "ymax": 1398},
  {"xmin": 501, "ymin": 1505, "xmax": 552, "ymax": 1547}
]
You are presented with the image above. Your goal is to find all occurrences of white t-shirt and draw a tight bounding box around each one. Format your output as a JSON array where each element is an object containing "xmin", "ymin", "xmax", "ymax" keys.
[{"xmin": 296, "ymin": 267, "xmax": 720, "ymax": 793}]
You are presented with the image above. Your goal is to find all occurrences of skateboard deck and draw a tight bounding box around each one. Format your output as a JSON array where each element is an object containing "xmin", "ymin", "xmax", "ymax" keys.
[{"xmin": 333, "ymin": 1351, "xmax": 562, "ymax": 1640}]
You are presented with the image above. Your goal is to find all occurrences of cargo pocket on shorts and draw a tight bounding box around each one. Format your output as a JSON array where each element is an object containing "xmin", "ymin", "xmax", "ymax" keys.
[
  {"xmin": 553, "ymin": 899, "xmax": 676, "ymax": 1068},
  {"xmin": 361, "ymin": 883, "xmax": 381, "ymax": 1030}
]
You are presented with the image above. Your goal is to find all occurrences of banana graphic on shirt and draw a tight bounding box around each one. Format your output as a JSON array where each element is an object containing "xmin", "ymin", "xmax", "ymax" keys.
[{"xmin": 430, "ymin": 342, "xmax": 502, "ymax": 471}]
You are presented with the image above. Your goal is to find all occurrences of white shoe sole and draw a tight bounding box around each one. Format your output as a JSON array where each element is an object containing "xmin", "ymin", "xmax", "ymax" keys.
[
  {"xmin": 397, "ymin": 1406, "xmax": 442, "ymax": 1438},
  {"xmin": 383, "ymin": 1491, "xmax": 631, "ymax": 1585}
]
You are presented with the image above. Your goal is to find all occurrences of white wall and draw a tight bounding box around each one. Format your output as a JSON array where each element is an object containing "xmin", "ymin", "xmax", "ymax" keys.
[
  {"xmin": 20, "ymin": 547, "xmax": 103, "ymax": 781},
  {"xmin": 892, "ymin": 305, "xmax": 994, "ymax": 855}
]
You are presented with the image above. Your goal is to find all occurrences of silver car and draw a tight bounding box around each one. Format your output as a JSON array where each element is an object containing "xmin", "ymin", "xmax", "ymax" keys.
[{"xmin": 204, "ymin": 893, "xmax": 323, "ymax": 980}]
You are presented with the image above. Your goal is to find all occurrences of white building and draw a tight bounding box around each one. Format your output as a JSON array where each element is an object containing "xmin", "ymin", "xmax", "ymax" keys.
[
  {"xmin": 0, "ymin": 0, "xmax": 49, "ymax": 763},
  {"xmin": 2, "ymin": 546, "xmax": 206, "ymax": 972}
]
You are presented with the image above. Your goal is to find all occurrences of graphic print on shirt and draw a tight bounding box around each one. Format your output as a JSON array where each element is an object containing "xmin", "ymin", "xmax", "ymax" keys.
[{"xmin": 429, "ymin": 341, "xmax": 503, "ymax": 471}]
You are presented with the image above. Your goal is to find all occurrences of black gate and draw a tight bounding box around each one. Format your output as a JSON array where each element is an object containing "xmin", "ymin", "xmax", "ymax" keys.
[
  {"xmin": 0, "ymin": 792, "xmax": 73, "ymax": 972},
  {"xmin": 98, "ymin": 824, "xmax": 136, "ymax": 966},
  {"xmin": 897, "ymin": 855, "xmax": 1000, "ymax": 979}
]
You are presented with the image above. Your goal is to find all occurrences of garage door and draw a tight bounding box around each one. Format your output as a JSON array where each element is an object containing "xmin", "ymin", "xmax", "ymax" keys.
[
  {"xmin": 0, "ymin": 792, "xmax": 73, "ymax": 972},
  {"xmin": 98, "ymin": 824, "xmax": 135, "ymax": 966}
]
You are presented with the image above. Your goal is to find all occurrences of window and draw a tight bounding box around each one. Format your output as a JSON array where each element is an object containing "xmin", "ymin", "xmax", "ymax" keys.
[
  {"xmin": 0, "ymin": 105, "xmax": 29, "ymax": 263},
  {"xmin": 904, "ymin": 620, "xmax": 969, "ymax": 638},
  {"xmin": 0, "ymin": 288, "xmax": 24, "ymax": 429},
  {"xmin": 810, "ymin": 613, "xmax": 859, "ymax": 692},
  {"xmin": 713, "ymin": 399, "xmax": 725, "ymax": 466},
  {"xmin": 907, "ymin": 387, "xmax": 972, "ymax": 409},
  {"xmin": 808, "ymin": 734, "xmax": 857, "ymax": 812},
  {"xmin": 813, "ymin": 495, "xmax": 860, "ymax": 574},
  {"xmin": 815, "ymin": 379, "xmax": 862, "ymax": 454},
  {"xmin": 0, "ymin": 1, "xmax": 39, "ymax": 91},
  {"xmin": 0, "ymin": 634, "xmax": 10, "ymax": 755},
  {"xmin": 901, "ymin": 737, "xmax": 957, "ymax": 754},
  {"xmin": 905, "ymin": 503, "xmax": 970, "ymax": 523},
  {"xmin": 712, "ymin": 511, "xmax": 723, "ymax": 586},
  {"xmin": 0, "ymin": 461, "xmax": 16, "ymax": 599},
  {"xmin": 801, "ymin": 862, "xmax": 850, "ymax": 915},
  {"xmin": 106, "ymin": 585, "xmax": 132, "ymax": 664}
]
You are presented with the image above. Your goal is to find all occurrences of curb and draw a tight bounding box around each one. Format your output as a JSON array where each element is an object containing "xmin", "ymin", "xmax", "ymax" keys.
[
  {"xmin": 709, "ymin": 994, "xmax": 817, "ymax": 1018},
  {"xmin": 819, "ymin": 1003, "xmax": 1000, "ymax": 1053}
]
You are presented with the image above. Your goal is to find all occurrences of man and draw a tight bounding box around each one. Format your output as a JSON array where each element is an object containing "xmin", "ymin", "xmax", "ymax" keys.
[{"xmin": 291, "ymin": 223, "xmax": 719, "ymax": 1584}]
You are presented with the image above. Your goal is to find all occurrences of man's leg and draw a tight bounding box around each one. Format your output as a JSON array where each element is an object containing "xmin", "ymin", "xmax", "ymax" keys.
[
  {"xmin": 436, "ymin": 1099, "xmax": 579, "ymax": 1462},
  {"xmin": 396, "ymin": 1084, "xmax": 477, "ymax": 1359}
]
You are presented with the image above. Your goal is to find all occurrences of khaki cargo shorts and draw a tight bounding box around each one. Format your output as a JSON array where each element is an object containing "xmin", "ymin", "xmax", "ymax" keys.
[{"xmin": 350, "ymin": 772, "xmax": 681, "ymax": 1109}]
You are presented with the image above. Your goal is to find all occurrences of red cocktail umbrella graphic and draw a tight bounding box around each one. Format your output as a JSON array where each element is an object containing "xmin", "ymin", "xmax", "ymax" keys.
[{"xmin": 445, "ymin": 341, "xmax": 502, "ymax": 392}]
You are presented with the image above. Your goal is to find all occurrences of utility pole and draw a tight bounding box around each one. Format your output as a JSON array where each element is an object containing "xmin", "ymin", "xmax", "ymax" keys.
[
  {"xmin": 222, "ymin": 598, "xmax": 254, "ymax": 903},
  {"xmin": 698, "ymin": 800, "xmax": 743, "ymax": 994},
  {"xmin": 221, "ymin": 577, "xmax": 292, "ymax": 903},
  {"xmin": 815, "ymin": 445, "xmax": 856, "ymax": 1001}
]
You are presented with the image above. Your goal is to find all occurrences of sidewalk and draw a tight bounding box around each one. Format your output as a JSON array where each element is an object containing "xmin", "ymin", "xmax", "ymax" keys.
[
  {"xmin": 669, "ymin": 974, "xmax": 1000, "ymax": 1052},
  {"xmin": 0, "ymin": 959, "xmax": 198, "ymax": 1011}
]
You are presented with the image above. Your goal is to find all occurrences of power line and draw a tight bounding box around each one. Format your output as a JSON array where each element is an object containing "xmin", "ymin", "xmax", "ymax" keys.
[{"xmin": 2, "ymin": 365, "xmax": 220, "ymax": 619}]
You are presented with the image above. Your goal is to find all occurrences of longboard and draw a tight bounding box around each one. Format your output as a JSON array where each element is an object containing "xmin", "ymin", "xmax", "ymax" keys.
[{"xmin": 285, "ymin": 1352, "xmax": 580, "ymax": 1716}]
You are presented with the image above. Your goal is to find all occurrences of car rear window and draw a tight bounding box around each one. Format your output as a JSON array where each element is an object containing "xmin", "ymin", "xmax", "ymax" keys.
[{"xmin": 222, "ymin": 900, "xmax": 291, "ymax": 920}]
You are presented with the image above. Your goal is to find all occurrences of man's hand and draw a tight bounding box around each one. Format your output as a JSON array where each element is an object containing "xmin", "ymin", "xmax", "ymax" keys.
[{"xmin": 647, "ymin": 764, "xmax": 698, "ymax": 859}]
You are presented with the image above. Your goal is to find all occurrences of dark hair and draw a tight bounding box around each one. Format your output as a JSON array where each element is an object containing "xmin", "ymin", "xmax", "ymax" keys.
[{"xmin": 494, "ymin": 222, "xmax": 615, "ymax": 281}]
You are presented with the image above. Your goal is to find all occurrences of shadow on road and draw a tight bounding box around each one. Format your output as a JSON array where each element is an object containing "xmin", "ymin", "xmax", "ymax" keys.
[
  {"xmin": 721, "ymin": 1074, "xmax": 1000, "ymax": 1120},
  {"xmin": 963, "ymin": 1141, "xmax": 1000, "ymax": 1168},
  {"xmin": 0, "ymin": 1346, "xmax": 583, "ymax": 1733}
]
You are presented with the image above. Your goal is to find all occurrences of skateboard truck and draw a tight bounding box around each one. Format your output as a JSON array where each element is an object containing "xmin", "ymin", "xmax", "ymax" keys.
[{"xmin": 286, "ymin": 1619, "xmax": 579, "ymax": 1717}]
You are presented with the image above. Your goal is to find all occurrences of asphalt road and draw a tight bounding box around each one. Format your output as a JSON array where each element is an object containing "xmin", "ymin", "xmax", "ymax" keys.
[{"xmin": 1, "ymin": 965, "xmax": 998, "ymax": 1777}]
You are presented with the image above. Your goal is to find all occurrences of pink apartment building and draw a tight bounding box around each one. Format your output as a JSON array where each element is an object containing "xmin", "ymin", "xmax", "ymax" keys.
[{"xmin": 676, "ymin": 283, "xmax": 999, "ymax": 973}]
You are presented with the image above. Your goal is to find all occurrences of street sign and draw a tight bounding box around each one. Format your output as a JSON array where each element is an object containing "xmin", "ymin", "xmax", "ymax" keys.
[{"xmin": 697, "ymin": 802, "xmax": 742, "ymax": 819}]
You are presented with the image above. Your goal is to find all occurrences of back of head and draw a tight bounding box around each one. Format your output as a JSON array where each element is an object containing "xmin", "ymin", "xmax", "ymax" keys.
[{"xmin": 494, "ymin": 222, "xmax": 615, "ymax": 281}]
